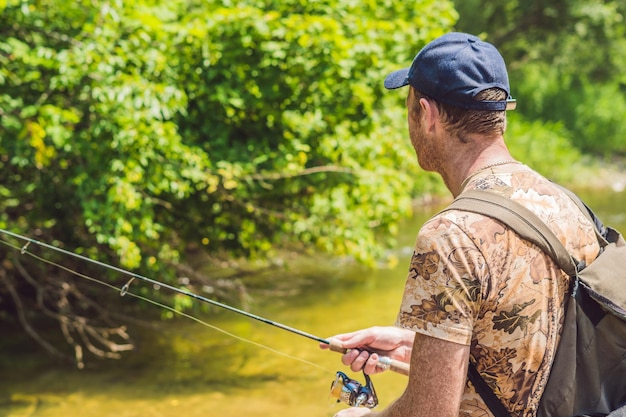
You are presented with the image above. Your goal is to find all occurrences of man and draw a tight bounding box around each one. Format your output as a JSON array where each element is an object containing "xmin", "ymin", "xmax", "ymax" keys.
[{"xmin": 320, "ymin": 32, "xmax": 600, "ymax": 417}]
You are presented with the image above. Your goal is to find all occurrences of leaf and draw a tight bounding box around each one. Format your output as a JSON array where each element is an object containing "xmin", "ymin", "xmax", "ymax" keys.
[
  {"xmin": 399, "ymin": 295, "xmax": 450, "ymax": 330},
  {"xmin": 492, "ymin": 300, "xmax": 541, "ymax": 334},
  {"xmin": 408, "ymin": 250, "xmax": 440, "ymax": 281}
]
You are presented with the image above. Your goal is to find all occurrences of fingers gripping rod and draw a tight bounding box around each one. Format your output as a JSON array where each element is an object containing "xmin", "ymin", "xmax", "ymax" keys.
[{"xmin": 326, "ymin": 340, "xmax": 410, "ymax": 376}]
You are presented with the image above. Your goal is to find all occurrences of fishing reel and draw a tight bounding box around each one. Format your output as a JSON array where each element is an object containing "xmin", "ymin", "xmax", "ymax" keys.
[{"xmin": 329, "ymin": 371, "xmax": 378, "ymax": 409}]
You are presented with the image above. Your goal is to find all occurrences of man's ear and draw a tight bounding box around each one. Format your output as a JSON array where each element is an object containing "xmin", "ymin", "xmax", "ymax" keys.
[{"xmin": 419, "ymin": 97, "xmax": 439, "ymax": 133}]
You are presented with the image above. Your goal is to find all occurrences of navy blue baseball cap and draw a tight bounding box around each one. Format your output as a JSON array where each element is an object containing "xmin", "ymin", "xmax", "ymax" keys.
[{"xmin": 384, "ymin": 32, "xmax": 516, "ymax": 111}]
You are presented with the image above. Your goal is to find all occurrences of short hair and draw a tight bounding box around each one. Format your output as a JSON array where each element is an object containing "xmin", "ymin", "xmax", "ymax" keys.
[{"xmin": 411, "ymin": 88, "xmax": 508, "ymax": 140}]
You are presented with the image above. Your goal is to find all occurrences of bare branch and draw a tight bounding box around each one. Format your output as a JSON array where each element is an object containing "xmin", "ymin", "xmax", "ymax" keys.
[
  {"xmin": 9, "ymin": 252, "xmax": 137, "ymax": 367},
  {"xmin": 0, "ymin": 269, "xmax": 70, "ymax": 361},
  {"xmin": 246, "ymin": 165, "xmax": 354, "ymax": 181}
]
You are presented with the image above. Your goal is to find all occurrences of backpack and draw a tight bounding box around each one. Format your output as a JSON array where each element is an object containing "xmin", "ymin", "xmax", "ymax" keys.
[{"xmin": 446, "ymin": 188, "xmax": 626, "ymax": 417}]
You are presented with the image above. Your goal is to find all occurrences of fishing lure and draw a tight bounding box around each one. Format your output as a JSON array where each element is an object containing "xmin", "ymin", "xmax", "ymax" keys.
[{"xmin": 329, "ymin": 371, "xmax": 378, "ymax": 408}]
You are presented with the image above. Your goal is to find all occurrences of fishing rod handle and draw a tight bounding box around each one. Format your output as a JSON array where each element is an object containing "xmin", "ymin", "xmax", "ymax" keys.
[{"xmin": 328, "ymin": 340, "xmax": 410, "ymax": 376}]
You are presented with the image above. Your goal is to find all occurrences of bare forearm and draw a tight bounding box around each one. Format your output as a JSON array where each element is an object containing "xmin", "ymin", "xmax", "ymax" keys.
[{"xmin": 370, "ymin": 333, "xmax": 468, "ymax": 417}]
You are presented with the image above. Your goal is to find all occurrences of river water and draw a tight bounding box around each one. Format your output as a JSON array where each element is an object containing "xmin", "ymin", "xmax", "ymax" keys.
[{"xmin": 2, "ymin": 189, "xmax": 625, "ymax": 417}]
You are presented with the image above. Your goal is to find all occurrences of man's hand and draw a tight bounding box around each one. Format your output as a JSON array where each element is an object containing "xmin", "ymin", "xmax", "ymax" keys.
[
  {"xmin": 320, "ymin": 326, "xmax": 414, "ymax": 374},
  {"xmin": 324, "ymin": 329, "xmax": 470, "ymax": 417}
]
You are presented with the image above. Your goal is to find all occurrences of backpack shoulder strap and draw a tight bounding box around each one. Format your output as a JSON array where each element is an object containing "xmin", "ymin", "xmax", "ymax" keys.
[
  {"xmin": 467, "ymin": 362, "xmax": 512, "ymax": 417},
  {"xmin": 445, "ymin": 190, "xmax": 577, "ymax": 277}
]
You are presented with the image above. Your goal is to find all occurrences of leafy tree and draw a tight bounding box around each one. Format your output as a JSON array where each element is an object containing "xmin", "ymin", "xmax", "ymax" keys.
[{"xmin": 0, "ymin": 0, "xmax": 456, "ymax": 366}]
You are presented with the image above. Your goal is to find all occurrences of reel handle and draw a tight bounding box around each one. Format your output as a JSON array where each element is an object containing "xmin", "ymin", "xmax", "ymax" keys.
[{"xmin": 328, "ymin": 340, "xmax": 410, "ymax": 376}]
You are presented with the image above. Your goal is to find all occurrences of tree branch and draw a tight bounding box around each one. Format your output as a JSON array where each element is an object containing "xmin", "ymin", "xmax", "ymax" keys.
[
  {"xmin": 10, "ymin": 252, "xmax": 137, "ymax": 367},
  {"xmin": 246, "ymin": 165, "xmax": 354, "ymax": 181},
  {"xmin": 0, "ymin": 269, "xmax": 70, "ymax": 361}
]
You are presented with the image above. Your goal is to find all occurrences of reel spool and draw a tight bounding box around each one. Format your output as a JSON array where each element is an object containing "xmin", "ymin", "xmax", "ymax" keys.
[{"xmin": 329, "ymin": 371, "xmax": 378, "ymax": 408}]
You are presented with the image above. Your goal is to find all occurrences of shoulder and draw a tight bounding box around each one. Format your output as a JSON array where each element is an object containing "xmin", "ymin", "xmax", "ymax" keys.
[
  {"xmin": 417, "ymin": 209, "xmax": 500, "ymax": 259},
  {"xmin": 454, "ymin": 165, "xmax": 600, "ymax": 263},
  {"xmin": 416, "ymin": 206, "xmax": 518, "ymax": 289}
]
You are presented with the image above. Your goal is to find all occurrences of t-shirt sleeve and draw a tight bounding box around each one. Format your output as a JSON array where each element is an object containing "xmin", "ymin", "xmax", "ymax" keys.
[{"xmin": 395, "ymin": 214, "xmax": 488, "ymax": 346}]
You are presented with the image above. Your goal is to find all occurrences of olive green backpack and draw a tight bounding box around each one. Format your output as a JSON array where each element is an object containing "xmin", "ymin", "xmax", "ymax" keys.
[{"xmin": 447, "ymin": 189, "xmax": 626, "ymax": 417}]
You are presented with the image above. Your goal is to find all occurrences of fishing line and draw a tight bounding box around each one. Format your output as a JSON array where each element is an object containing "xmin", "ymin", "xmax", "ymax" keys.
[{"xmin": 0, "ymin": 230, "xmax": 332, "ymax": 372}]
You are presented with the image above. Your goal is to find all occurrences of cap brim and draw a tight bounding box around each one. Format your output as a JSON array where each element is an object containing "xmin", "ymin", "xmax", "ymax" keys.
[{"xmin": 384, "ymin": 68, "xmax": 410, "ymax": 90}]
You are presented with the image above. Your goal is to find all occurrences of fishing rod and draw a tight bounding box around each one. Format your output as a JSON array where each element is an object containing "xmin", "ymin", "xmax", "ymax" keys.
[{"xmin": 0, "ymin": 228, "xmax": 410, "ymax": 408}]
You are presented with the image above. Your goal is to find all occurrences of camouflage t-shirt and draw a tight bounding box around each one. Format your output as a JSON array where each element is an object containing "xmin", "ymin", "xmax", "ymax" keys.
[{"xmin": 395, "ymin": 163, "xmax": 600, "ymax": 417}]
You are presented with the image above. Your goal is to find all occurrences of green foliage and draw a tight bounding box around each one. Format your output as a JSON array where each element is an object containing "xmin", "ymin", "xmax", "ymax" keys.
[
  {"xmin": 571, "ymin": 81, "xmax": 626, "ymax": 156},
  {"xmin": 170, "ymin": 1, "xmax": 457, "ymax": 265},
  {"xmin": 506, "ymin": 113, "xmax": 582, "ymax": 184},
  {"xmin": 513, "ymin": 62, "xmax": 626, "ymax": 157},
  {"xmin": 0, "ymin": 0, "xmax": 458, "ymax": 363},
  {"xmin": 0, "ymin": 0, "xmax": 457, "ymax": 282}
]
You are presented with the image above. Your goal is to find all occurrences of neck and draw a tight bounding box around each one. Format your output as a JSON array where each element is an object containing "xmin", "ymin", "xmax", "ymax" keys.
[{"xmin": 442, "ymin": 136, "xmax": 514, "ymax": 197}]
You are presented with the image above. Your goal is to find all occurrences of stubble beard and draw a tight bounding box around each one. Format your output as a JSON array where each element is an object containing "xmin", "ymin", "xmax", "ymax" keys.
[{"xmin": 412, "ymin": 125, "xmax": 439, "ymax": 173}]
